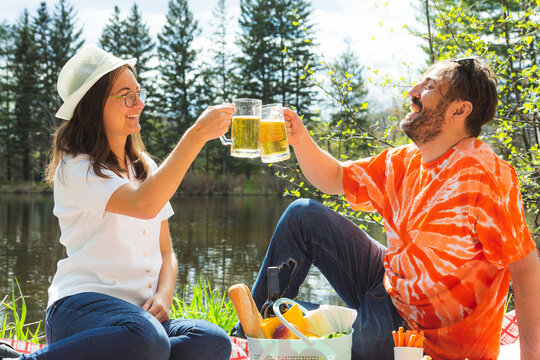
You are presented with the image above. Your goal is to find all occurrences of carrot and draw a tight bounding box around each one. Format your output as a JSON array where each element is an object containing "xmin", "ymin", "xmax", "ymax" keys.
[
  {"xmin": 392, "ymin": 331, "xmax": 399, "ymax": 347},
  {"xmin": 412, "ymin": 335, "xmax": 424, "ymax": 348},
  {"xmin": 398, "ymin": 327, "xmax": 404, "ymax": 347},
  {"xmin": 404, "ymin": 330, "xmax": 410, "ymax": 346},
  {"xmin": 408, "ymin": 333, "xmax": 417, "ymax": 347}
]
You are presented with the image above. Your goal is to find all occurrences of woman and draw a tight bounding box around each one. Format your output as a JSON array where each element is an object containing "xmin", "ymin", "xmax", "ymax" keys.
[{"xmin": 17, "ymin": 46, "xmax": 234, "ymax": 360}]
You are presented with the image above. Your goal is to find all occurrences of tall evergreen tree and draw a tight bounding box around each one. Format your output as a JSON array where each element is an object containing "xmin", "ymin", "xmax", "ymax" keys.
[
  {"xmin": 235, "ymin": 0, "xmax": 316, "ymax": 111},
  {"xmin": 123, "ymin": 3, "xmax": 155, "ymax": 83},
  {"xmin": 33, "ymin": 1, "xmax": 53, "ymax": 105},
  {"xmin": 210, "ymin": 0, "xmax": 234, "ymax": 104},
  {"xmin": 100, "ymin": 4, "xmax": 155, "ymax": 83},
  {"xmin": 280, "ymin": 0, "xmax": 317, "ymax": 114},
  {"xmin": 157, "ymin": 0, "xmax": 200, "ymax": 140},
  {"xmin": 49, "ymin": 0, "xmax": 84, "ymax": 125},
  {"xmin": 32, "ymin": 1, "xmax": 55, "ymax": 176},
  {"xmin": 329, "ymin": 38, "xmax": 368, "ymax": 123},
  {"xmin": 328, "ymin": 38, "xmax": 369, "ymax": 159},
  {"xmin": 99, "ymin": 6, "xmax": 127, "ymax": 57},
  {"xmin": 236, "ymin": 0, "xmax": 274, "ymax": 100},
  {"xmin": 122, "ymin": 2, "xmax": 157, "ymax": 127},
  {"xmin": 0, "ymin": 21, "xmax": 16, "ymax": 181},
  {"xmin": 99, "ymin": 4, "xmax": 156, "ymax": 116},
  {"xmin": 12, "ymin": 10, "xmax": 41, "ymax": 181},
  {"xmin": 198, "ymin": 0, "xmax": 236, "ymax": 174}
]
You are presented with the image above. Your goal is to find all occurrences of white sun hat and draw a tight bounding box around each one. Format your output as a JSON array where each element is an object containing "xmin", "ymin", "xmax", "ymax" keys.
[{"xmin": 56, "ymin": 45, "xmax": 137, "ymax": 120}]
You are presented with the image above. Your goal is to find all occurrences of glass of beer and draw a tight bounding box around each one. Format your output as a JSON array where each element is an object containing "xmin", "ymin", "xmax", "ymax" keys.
[
  {"xmin": 220, "ymin": 98, "xmax": 262, "ymax": 158},
  {"xmin": 259, "ymin": 104, "xmax": 290, "ymax": 163}
]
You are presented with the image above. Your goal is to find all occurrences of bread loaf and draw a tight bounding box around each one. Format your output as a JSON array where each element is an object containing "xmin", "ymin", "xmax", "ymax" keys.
[{"xmin": 228, "ymin": 284, "xmax": 265, "ymax": 338}]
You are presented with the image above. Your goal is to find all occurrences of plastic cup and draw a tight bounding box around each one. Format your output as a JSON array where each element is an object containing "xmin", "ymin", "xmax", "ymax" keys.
[{"xmin": 394, "ymin": 347, "xmax": 424, "ymax": 360}]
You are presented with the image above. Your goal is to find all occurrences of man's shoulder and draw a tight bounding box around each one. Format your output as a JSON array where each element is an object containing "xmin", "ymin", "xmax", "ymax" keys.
[{"xmin": 453, "ymin": 138, "xmax": 517, "ymax": 184}]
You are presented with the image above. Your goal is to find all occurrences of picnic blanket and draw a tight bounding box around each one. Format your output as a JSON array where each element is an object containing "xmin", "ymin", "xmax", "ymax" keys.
[
  {"xmin": 0, "ymin": 338, "xmax": 45, "ymax": 355},
  {"xmin": 0, "ymin": 311, "xmax": 520, "ymax": 359}
]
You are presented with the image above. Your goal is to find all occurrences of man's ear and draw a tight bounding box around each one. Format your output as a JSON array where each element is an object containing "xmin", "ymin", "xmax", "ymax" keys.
[{"xmin": 452, "ymin": 100, "xmax": 473, "ymax": 119}]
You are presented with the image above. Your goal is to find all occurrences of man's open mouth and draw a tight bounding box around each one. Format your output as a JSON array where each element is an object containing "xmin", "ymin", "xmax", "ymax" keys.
[{"xmin": 410, "ymin": 98, "xmax": 422, "ymax": 113}]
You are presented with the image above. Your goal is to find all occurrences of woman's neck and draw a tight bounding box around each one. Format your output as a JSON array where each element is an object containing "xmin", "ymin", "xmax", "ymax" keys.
[{"xmin": 109, "ymin": 137, "xmax": 127, "ymax": 169}]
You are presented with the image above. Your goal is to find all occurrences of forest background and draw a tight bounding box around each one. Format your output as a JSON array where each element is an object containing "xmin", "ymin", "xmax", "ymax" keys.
[{"xmin": 0, "ymin": 0, "xmax": 539, "ymax": 244}]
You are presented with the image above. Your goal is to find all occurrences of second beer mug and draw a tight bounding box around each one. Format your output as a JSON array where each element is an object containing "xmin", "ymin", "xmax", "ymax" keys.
[
  {"xmin": 220, "ymin": 98, "xmax": 262, "ymax": 158},
  {"xmin": 259, "ymin": 104, "xmax": 290, "ymax": 163}
]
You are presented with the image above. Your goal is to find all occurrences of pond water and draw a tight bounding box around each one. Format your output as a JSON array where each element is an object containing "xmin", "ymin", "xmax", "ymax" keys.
[{"xmin": 0, "ymin": 194, "xmax": 385, "ymax": 325}]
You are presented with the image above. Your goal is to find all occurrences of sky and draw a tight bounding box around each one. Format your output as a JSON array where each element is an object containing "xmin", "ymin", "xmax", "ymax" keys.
[{"xmin": 2, "ymin": 0, "xmax": 429, "ymax": 106}]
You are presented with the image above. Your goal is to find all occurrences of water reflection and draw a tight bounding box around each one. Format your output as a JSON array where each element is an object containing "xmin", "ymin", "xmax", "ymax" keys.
[{"xmin": 0, "ymin": 194, "xmax": 385, "ymax": 325}]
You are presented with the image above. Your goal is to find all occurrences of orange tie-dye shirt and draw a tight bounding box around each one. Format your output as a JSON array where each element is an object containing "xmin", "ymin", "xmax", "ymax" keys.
[{"xmin": 343, "ymin": 137, "xmax": 535, "ymax": 360}]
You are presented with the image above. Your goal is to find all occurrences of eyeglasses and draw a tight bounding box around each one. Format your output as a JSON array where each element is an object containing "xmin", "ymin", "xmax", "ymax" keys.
[
  {"xmin": 108, "ymin": 89, "xmax": 147, "ymax": 107},
  {"xmin": 452, "ymin": 57, "xmax": 475, "ymax": 85}
]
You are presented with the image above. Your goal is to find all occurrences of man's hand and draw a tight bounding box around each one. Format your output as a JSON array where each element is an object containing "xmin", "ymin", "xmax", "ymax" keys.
[
  {"xmin": 283, "ymin": 107, "xmax": 309, "ymax": 147},
  {"xmin": 142, "ymin": 292, "xmax": 172, "ymax": 323},
  {"xmin": 282, "ymin": 107, "xmax": 344, "ymax": 195}
]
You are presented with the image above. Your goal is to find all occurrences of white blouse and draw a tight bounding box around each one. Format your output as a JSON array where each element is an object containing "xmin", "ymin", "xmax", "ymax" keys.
[{"xmin": 47, "ymin": 153, "xmax": 174, "ymax": 308}]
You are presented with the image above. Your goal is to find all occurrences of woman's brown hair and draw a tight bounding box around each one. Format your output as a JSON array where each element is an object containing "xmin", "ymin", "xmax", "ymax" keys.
[{"xmin": 46, "ymin": 65, "xmax": 149, "ymax": 185}]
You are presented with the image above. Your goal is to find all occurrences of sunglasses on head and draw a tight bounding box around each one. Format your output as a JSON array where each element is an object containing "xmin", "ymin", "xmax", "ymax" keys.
[{"xmin": 452, "ymin": 57, "xmax": 475, "ymax": 85}]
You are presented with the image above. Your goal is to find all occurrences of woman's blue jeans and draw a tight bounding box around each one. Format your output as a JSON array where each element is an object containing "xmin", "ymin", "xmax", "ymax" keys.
[
  {"xmin": 251, "ymin": 199, "xmax": 405, "ymax": 360},
  {"xmin": 21, "ymin": 292, "xmax": 231, "ymax": 360}
]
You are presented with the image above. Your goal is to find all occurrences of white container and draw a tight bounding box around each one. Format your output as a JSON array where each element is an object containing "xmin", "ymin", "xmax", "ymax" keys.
[{"xmin": 394, "ymin": 346, "xmax": 424, "ymax": 360}]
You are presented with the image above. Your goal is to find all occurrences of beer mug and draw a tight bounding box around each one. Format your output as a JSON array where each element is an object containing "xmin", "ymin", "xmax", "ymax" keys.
[
  {"xmin": 259, "ymin": 103, "xmax": 290, "ymax": 163},
  {"xmin": 220, "ymin": 98, "xmax": 262, "ymax": 158}
]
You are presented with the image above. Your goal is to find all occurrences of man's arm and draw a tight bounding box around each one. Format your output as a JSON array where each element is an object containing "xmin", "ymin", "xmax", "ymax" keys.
[
  {"xmin": 284, "ymin": 108, "xmax": 344, "ymax": 195},
  {"xmin": 508, "ymin": 248, "xmax": 540, "ymax": 360}
]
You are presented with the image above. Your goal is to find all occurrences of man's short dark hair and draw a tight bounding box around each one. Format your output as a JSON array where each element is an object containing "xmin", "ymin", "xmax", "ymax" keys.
[{"xmin": 428, "ymin": 57, "xmax": 498, "ymax": 137}]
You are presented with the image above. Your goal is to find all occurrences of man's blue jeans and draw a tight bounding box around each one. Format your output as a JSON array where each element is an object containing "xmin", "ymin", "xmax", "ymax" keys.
[
  {"xmin": 251, "ymin": 199, "xmax": 405, "ymax": 360},
  {"xmin": 20, "ymin": 292, "xmax": 231, "ymax": 360}
]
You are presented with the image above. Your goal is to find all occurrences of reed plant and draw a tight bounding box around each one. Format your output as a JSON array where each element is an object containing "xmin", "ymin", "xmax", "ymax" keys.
[
  {"xmin": 170, "ymin": 278, "xmax": 238, "ymax": 333},
  {"xmin": 0, "ymin": 279, "xmax": 43, "ymax": 343}
]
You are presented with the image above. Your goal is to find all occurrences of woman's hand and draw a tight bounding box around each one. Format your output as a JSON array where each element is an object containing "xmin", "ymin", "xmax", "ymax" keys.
[
  {"xmin": 283, "ymin": 107, "xmax": 309, "ymax": 147},
  {"xmin": 190, "ymin": 104, "xmax": 234, "ymax": 142},
  {"xmin": 142, "ymin": 292, "xmax": 172, "ymax": 323}
]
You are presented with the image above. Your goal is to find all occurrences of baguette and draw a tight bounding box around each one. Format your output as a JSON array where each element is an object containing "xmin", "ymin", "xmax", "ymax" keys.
[{"xmin": 228, "ymin": 284, "xmax": 265, "ymax": 338}]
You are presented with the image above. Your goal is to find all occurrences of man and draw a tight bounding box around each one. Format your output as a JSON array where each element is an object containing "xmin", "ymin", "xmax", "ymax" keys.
[{"xmin": 249, "ymin": 58, "xmax": 540, "ymax": 360}]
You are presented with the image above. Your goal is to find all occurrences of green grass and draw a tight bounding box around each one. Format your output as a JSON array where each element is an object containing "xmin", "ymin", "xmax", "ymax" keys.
[
  {"xmin": 0, "ymin": 277, "xmax": 238, "ymax": 345},
  {"xmin": 170, "ymin": 278, "xmax": 238, "ymax": 333}
]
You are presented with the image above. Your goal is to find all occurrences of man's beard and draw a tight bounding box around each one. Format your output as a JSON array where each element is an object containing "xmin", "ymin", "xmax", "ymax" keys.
[{"xmin": 399, "ymin": 100, "xmax": 449, "ymax": 146}]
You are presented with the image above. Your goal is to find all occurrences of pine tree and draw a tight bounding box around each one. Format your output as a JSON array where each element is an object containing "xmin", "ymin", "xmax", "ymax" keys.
[
  {"xmin": 279, "ymin": 0, "xmax": 317, "ymax": 114},
  {"xmin": 0, "ymin": 21, "xmax": 16, "ymax": 181},
  {"xmin": 236, "ymin": 0, "xmax": 275, "ymax": 100},
  {"xmin": 329, "ymin": 38, "xmax": 368, "ymax": 123},
  {"xmin": 12, "ymin": 10, "xmax": 41, "ymax": 181},
  {"xmin": 198, "ymin": 0, "xmax": 236, "ymax": 174},
  {"xmin": 49, "ymin": 0, "xmax": 84, "ymax": 124},
  {"xmin": 235, "ymin": 0, "xmax": 317, "ymax": 109},
  {"xmin": 328, "ymin": 38, "xmax": 369, "ymax": 159},
  {"xmin": 210, "ymin": 0, "xmax": 234, "ymax": 104},
  {"xmin": 99, "ymin": 6, "xmax": 127, "ymax": 57},
  {"xmin": 122, "ymin": 2, "xmax": 157, "ymax": 127},
  {"xmin": 33, "ymin": 1, "xmax": 53, "ymax": 105},
  {"xmin": 32, "ymin": 1, "xmax": 56, "ymax": 178},
  {"xmin": 123, "ymin": 3, "xmax": 155, "ymax": 83},
  {"xmin": 157, "ymin": 0, "xmax": 200, "ymax": 140}
]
